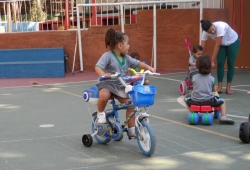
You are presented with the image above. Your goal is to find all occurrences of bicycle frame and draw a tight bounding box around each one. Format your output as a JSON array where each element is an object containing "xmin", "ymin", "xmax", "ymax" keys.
[{"xmin": 104, "ymin": 97, "xmax": 149, "ymax": 136}]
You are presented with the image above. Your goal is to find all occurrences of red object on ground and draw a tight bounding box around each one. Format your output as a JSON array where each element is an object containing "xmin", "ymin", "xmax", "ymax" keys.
[{"xmin": 190, "ymin": 105, "xmax": 218, "ymax": 113}]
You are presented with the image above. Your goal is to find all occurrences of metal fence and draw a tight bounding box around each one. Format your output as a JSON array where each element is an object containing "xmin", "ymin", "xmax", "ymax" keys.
[
  {"xmin": 76, "ymin": 0, "xmax": 205, "ymax": 71},
  {"xmin": 0, "ymin": 0, "xmax": 224, "ymax": 33}
]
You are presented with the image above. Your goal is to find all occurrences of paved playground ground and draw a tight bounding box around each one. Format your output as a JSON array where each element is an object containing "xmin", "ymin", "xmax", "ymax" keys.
[{"xmin": 0, "ymin": 69, "xmax": 250, "ymax": 170}]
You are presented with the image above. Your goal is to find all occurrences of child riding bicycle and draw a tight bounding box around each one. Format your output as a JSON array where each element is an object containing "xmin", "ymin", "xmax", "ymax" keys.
[{"xmin": 95, "ymin": 28, "xmax": 155, "ymax": 137}]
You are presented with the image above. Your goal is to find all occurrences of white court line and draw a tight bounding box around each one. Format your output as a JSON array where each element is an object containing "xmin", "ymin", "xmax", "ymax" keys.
[
  {"xmin": 230, "ymin": 88, "xmax": 249, "ymax": 92},
  {"xmin": 0, "ymin": 79, "xmax": 97, "ymax": 90},
  {"xmin": 150, "ymin": 76, "xmax": 182, "ymax": 82},
  {"xmin": 231, "ymin": 85, "xmax": 250, "ymax": 87}
]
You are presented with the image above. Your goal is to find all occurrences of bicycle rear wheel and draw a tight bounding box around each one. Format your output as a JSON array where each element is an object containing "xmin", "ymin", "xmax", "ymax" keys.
[{"xmin": 92, "ymin": 115, "xmax": 111, "ymax": 144}]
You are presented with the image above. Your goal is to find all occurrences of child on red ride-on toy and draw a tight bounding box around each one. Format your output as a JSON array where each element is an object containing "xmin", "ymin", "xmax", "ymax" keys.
[
  {"xmin": 184, "ymin": 55, "xmax": 234, "ymax": 125},
  {"xmin": 180, "ymin": 45, "xmax": 203, "ymax": 95}
]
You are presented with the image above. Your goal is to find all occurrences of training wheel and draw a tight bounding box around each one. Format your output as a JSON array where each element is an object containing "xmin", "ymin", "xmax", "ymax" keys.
[
  {"xmin": 201, "ymin": 113, "xmax": 213, "ymax": 125},
  {"xmin": 82, "ymin": 134, "xmax": 93, "ymax": 147}
]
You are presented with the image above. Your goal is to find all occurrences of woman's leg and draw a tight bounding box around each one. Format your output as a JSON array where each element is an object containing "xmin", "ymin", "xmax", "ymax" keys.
[
  {"xmin": 216, "ymin": 46, "xmax": 227, "ymax": 92},
  {"xmin": 226, "ymin": 39, "xmax": 240, "ymax": 94}
]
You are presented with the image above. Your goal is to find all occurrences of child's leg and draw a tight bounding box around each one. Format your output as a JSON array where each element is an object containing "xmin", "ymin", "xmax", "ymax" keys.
[
  {"xmin": 144, "ymin": 79, "xmax": 150, "ymax": 85},
  {"xmin": 97, "ymin": 88, "xmax": 111, "ymax": 123},
  {"xmin": 183, "ymin": 94, "xmax": 192, "ymax": 112},
  {"xmin": 217, "ymin": 100, "xmax": 235, "ymax": 124},
  {"xmin": 116, "ymin": 97, "xmax": 135, "ymax": 128},
  {"xmin": 219, "ymin": 102, "xmax": 226, "ymax": 116},
  {"xmin": 98, "ymin": 88, "xmax": 111, "ymax": 112},
  {"xmin": 116, "ymin": 97, "xmax": 136, "ymax": 137}
]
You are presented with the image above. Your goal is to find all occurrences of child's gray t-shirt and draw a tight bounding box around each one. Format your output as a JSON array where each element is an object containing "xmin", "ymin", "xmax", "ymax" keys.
[
  {"xmin": 189, "ymin": 55, "xmax": 198, "ymax": 74},
  {"xmin": 191, "ymin": 73, "xmax": 215, "ymax": 102},
  {"xmin": 96, "ymin": 51, "xmax": 140, "ymax": 75}
]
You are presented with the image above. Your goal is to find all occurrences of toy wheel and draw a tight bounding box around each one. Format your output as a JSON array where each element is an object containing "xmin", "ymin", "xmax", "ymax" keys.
[
  {"xmin": 136, "ymin": 120, "xmax": 156, "ymax": 156},
  {"xmin": 239, "ymin": 122, "xmax": 250, "ymax": 143},
  {"xmin": 115, "ymin": 134, "xmax": 123, "ymax": 141},
  {"xmin": 112, "ymin": 122, "xmax": 123, "ymax": 141},
  {"xmin": 201, "ymin": 113, "xmax": 213, "ymax": 125},
  {"xmin": 82, "ymin": 134, "xmax": 93, "ymax": 147},
  {"xmin": 214, "ymin": 110, "xmax": 221, "ymax": 119},
  {"xmin": 188, "ymin": 112, "xmax": 199, "ymax": 125},
  {"xmin": 180, "ymin": 82, "xmax": 188, "ymax": 95},
  {"xmin": 92, "ymin": 115, "xmax": 111, "ymax": 144}
]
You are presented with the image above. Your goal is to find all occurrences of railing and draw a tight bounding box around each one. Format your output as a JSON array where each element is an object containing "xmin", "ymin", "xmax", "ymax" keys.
[
  {"xmin": 0, "ymin": 0, "xmax": 224, "ymax": 33},
  {"xmin": 76, "ymin": 0, "xmax": 204, "ymax": 71}
]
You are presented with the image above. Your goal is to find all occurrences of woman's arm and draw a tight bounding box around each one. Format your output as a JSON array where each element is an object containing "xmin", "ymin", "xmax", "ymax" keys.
[
  {"xmin": 211, "ymin": 36, "xmax": 223, "ymax": 67},
  {"xmin": 201, "ymin": 40, "xmax": 206, "ymax": 49}
]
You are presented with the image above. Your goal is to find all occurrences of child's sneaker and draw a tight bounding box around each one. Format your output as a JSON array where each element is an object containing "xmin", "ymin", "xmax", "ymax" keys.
[
  {"xmin": 127, "ymin": 127, "xmax": 136, "ymax": 139},
  {"xmin": 97, "ymin": 112, "xmax": 107, "ymax": 123},
  {"xmin": 219, "ymin": 116, "xmax": 235, "ymax": 125}
]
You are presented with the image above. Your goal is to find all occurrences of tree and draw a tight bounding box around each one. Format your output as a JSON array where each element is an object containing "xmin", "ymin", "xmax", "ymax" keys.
[{"xmin": 31, "ymin": 0, "xmax": 46, "ymax": 21}]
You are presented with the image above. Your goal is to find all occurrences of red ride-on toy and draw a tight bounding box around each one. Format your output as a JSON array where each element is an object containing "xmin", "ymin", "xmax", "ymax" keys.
[
  {"xmin": 180, "ymin": 38, "xmax": 194, "ymax": 95},
  {"xmin": 188, "ymin": 105, "xmax": 221, "ymax": 125},
  {"xmin": 180, "ymin": 71, "xmax": 193, "ymax": 95}
]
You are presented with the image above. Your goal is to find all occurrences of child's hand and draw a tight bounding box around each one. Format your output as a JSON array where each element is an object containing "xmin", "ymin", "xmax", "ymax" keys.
[
  {"xmin": 103, "ymin": 73, "xmax": 111, "ymax": 78},
  {"xmin": 149, "ymin": 67, "xmax": 156, "ymax": 73},
  {"xmin": 214, "ymin": 92, "xmax": 219, "ymax": 97},
  {"xmin": 192, "ymin": 63, "xmax": 196, "ymax": 66}
]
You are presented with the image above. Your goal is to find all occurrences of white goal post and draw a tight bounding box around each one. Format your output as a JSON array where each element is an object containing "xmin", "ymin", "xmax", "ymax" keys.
[{"xmin": 76, "ymin": 0, "xmax": 203, "ymax": 71}]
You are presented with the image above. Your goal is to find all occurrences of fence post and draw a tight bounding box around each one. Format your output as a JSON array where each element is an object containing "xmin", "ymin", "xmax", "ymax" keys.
[{"xmin": 7, "ymin": 2, "xmax": 11, "ymax": 33}]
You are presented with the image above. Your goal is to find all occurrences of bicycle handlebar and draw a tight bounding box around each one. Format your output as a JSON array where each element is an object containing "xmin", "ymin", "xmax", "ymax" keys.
[
  {"xmin": 129, "ymin": 68, "xmax": 160, "ymax": 76},
  {"xmin": 99, "ymin": 70, "xmax": 160, "ymax": 86}
]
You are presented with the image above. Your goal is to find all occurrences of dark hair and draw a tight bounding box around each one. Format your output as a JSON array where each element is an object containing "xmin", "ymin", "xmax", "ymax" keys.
[
  {"xmin": 200, "ymin": 20, "xmax": 212, "ymax": 31},
  {"xmin": 105, "ymin": 28, "xmax": 126, "ymax": 49},
  {"xmin": 196, "ymin": 55, "xmax": 211, "ymax": 74},
  {"xmin": 130, "ymin": 52, "xmax": 140, "ymax": 59},
  {"xmin": 192, "ymin": 45, "xmax": 203, "ymax": 53}
]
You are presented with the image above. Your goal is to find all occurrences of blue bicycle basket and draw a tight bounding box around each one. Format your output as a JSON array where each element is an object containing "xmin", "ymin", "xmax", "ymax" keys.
[{"xmin": 129, "ymin": 85, "xmax": 157, "ymax": 107}]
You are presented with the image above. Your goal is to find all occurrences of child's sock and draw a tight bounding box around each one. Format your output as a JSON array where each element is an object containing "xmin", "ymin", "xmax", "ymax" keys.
[
  {"xmin": 128, "ymin": 127, "xmax": 136, "ymax": 137},
  {"xmin": 97, "ymin": 111, "xmax": 107, "ymax": 123}
]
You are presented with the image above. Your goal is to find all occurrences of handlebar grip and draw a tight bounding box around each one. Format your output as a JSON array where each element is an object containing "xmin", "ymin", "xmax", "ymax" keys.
[
  {"xmin": 99, "ymin": 76, "xmax": 110, "ymax": 81},
  {"xmin": 129, "ymin": 68, "xmax": 138, "ymax": 75}
]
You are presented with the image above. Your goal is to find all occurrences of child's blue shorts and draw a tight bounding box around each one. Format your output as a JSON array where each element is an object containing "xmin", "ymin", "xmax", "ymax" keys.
[{"xmin": 185, "ymin": 94, "xmax": 224, "ymax": 107}]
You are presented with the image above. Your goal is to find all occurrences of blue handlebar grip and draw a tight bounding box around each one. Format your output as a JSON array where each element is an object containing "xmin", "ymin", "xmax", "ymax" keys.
[{"xmin": 99, "ymin": 76, "xmax": 110, "ymax": 81}]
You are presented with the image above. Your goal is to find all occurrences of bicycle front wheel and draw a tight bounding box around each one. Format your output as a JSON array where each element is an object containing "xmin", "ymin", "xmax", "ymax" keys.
[{"xmin": 136, "ymin": 120, "xmax": 156, "ymax": 156}]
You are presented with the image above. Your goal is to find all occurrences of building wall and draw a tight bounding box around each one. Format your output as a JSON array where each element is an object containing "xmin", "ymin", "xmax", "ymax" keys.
[
  {"xmin": 224, "ymin": 0, "xmax": 250, "ymax": 68},
  {"xmin": 0, "ymin": 8, "xmax": 249, "ymax": 72}
]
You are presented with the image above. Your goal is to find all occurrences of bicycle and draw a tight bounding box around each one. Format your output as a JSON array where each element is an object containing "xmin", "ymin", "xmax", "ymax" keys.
[{"xmin": 82, "ymin": 70, "xmax": 160, "ymax": 156}]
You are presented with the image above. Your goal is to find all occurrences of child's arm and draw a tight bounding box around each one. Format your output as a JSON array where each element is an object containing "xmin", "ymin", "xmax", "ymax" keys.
[
  {"xmin": 138, "ymin": 62, "xmax": 156, "ymax": 73},
  {"xmin": 95, "ymin": 66, "xmax": 111, "ymax": 78},
  {"xmin": 189, "ymin": 62, "xmax": 196, "ymax": 66},
  {"xmin": 189, "ymin": 56, "xmax": 196, "ymax": 66}
]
